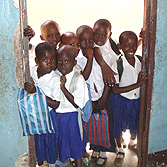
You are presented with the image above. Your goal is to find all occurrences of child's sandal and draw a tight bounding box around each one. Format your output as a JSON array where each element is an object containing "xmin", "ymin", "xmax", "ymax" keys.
[{"xmin": 114, "ymin": 152, "xmax": 125, "ymax": 167}]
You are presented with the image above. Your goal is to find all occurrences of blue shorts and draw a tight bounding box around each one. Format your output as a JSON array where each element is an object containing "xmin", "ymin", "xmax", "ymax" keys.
[{"xmin": 111, "ymin": 92, "xmax": 139, "ymax": 141}]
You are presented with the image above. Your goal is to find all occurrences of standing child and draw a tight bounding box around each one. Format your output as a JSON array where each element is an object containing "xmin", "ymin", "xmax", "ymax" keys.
[
  {"xmin": 76, "ymin": 25, "xmax": 116, "ymax": 166},
  {"xmin": 24, "ymin": 42, "xmax": 60, "ymax": 167},
  {"xmin": 93, "ymin": 19, "xmax": 119, "ymax": 86},
  {"xmin": 55, "ymin": 45, "xmax": 89, "ymax": 167},
  {"xmin": 59, "ymin": 31, "xmax": 93, "ymax": 160},
  {"xmin": 24, "ymin": 20, "xmax": 61, "ymax": 67},
  {"xmin": 111, "ymin": 31, "xmax": 147, "ymax": 166}
]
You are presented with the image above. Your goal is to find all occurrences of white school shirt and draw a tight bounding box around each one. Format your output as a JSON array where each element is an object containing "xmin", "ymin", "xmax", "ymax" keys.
[
  {"xmin": 112, "ymin": 55, "xmax": 141, "ymax": 99},
  {"xmin": 76, "ymin": 40, "xmax": 117, "ymax": 101},
  {"xmin": 53, "ymin": 67, "xmax": 89, "ymax": 113},
  {"xmin": 30, "ymin": 66, "xmax": 63, "ymax": 110},
  {"xmin": 96, "ymin": 39, "xmax": 119, "ymax": 64}
]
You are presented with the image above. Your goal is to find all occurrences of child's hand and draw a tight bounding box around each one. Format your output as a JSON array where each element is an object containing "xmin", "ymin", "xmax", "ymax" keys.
[
  {"xmin": 136, "ymin": 70, "xmax": 148, "ymax": 87},
  {"xmin": 83, "ymin": 48, "xmax": 93, "ymax": 59},
  {"xmin": 24, "ymin": 78, "xmax": 36, "ymax": 93},
  {"xmin": 23, "ymin": 25, "xmax": 35, "ymax": 41},
  {"xmin": 102, "ymin": 65, "xmax": 117, "ymax": 87},
  {"xmin": 60, "ymin": 75, "xmax": 66, "ymax": 88},
  {"xmin": 96, "ymin": 97, "xmax": 106, "ymax": 110}
]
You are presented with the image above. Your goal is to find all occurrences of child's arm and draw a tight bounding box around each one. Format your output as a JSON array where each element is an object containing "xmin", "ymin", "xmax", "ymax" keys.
[
  {"xmin": 46, "ymin": 96, "xmax": 60, "ymax": 109},
  {"xmin": 60, "ymin": 75, "xmax": 78, "ymax": 108},
  {"xmin": 24, "ymin": 78, "xmax": 60, "ymax": 109},
  {"xmin": 112, "ymin": 70, "xmax": 148, "ymax": 94},
  {"xmin": 81, "ymin": 48, "xmax": 93, "ymax": 80},
  {"xmin": 93, "ymin": 47, "xmax": 117, "ymax": 86},
  {"xmin": 23, "ymin": 25, "xmax": 35, "ymax": 50},
  {"xmin": 96, "ymin": 84, "xmax": 111, "ymax": 110},
  {"xmin": 24, "ymin": 77, "xmax": 36, "ymax": 93}
]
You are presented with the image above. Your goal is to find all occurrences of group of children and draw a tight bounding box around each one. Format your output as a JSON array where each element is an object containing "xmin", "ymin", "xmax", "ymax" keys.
[{"xmin": 23, "ymin": 19, "xmax": 147, "ymax": 167}]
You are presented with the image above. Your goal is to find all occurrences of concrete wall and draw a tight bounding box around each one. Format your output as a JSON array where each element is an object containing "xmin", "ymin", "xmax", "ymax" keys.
[
  {"xmin": 0, "ymin": 0, "xmax": 27, "ymax": 166},
  {"xmin": 148, "ymin": 0, "xmax": 167, "ymax": 154}
]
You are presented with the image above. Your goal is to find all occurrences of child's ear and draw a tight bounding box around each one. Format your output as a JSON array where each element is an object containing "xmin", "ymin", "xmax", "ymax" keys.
[
  {"xmin": 35, "ymin": 57, "xmax": 38, "ymax": 65},
  {"xmin": 40, "ymin": 35, "xmax": 44, "ymax": 41},
  {"xmin": 117, "ymin": 43, "xmax": 121, "ymax": 50},
  {"xmin": 109, "ymin": 32, "xmax": 112, "ymax": 38},
  {"xmin": 74, "ymin": 60, "xmax": 77, "ymax": 66}
]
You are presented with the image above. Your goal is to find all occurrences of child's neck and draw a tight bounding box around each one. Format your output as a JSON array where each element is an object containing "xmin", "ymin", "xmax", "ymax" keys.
[
  {"xmin": 125, "ymin": 55, "xmax": 135, "ymax": 67},
  {"xmin": 37, "ymin": 67, "xmax": 46, "ymax": 79}
]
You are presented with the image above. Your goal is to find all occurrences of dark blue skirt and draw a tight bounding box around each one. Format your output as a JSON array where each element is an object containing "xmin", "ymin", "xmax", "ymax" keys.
[
  {"xmin": 111, "ymin": 92, "xmax": 139, "ymax": 141},
  {"xmin": 56, "ymin": 112, "xmax": 86, "ymax": 162},
  {"xmin": 34, "ymin": 109, "xmax": 58, "ymax": 164}
]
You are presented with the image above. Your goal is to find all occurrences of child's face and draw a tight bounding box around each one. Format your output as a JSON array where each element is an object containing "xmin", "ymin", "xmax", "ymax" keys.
[
  {"xmin": 120, "ymin": 35, "xmax": 138, "ymax": 59},
  {"xmin": 61, "ymin": 36, "xmax": 80, "ymax": 55},
  {"xmin": 40, "ymin": 24, "xmax": 61, "ymax": 47},
  {"xmin": 93, "ymin": 24, "xmax": 111, "ymax": 46},
  {"xmin": 79, "ymin": 31, "xmax": 94, "ymax": 51},
  {"xmin": 36, "ymin": 50, "xmax": 56, "ymax": 75},
  {"xmin": 57, "ymin": 52, "xmax": 76, "ymax": 75}
]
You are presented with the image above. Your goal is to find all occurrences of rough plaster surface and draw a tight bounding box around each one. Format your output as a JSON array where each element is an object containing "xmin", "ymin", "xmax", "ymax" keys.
[
  {"xmin": 148, "ymin": 0, "xmax": 167, "ymax": 154},
  {"xmin": 0, "ymin": 0, "xmax": 27, "ymax": 166},
  {"xmin": 13, "ymin": 0, "xmax": 19, "ymax": 9},
  {"xmin": 13, "ymin": 21, "xmax": 25, "ymax": 88},
  {"xmin": 15, "ymin": 153, "xmax": 29, "ymax": 167}
]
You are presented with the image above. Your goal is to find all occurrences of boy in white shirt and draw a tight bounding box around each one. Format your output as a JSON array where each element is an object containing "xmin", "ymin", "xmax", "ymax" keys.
[{"xmin": 111, "ymin": 31, "xmax": 147, "ymax": 166}]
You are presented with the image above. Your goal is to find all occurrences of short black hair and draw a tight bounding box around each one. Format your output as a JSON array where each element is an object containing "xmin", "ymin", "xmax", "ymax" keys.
[
  {"xmin": 57, "ymin": 45, "xmax": 77, "ymax": 58},
  {"xmin": 40, "ymin": 20, "xmax": 60, "ymax": 33},
  {"xmin": 76, "ymin": 25, "xmax": 93, "ymax": 38},
  {"xmin": 119, "ymin": 31, "xmax": 138, "ymax": 44},
  {"xmin": 93, "ymin": 19, "xmax": 112, "ymax": 32},
  {"xmin": 35, "ymin": 42, "xmax": 56, "ymax": 60}
]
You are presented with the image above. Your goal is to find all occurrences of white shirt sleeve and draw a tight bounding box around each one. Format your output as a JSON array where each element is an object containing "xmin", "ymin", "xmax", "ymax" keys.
[{"xmin": 72, "ymin": 74, "xmax": 89, "ymax": 109}]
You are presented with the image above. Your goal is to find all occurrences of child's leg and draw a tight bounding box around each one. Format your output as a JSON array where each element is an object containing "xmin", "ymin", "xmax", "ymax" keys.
[
  {"xmin": 114, "ymin": 138, "xmax": 125, "ymax": 166},
  {"xmin": 128, "ymin": 135, "xmax": 138, "ymax": 154},
  {"xmin": 74, "ymin": 158, "xmax": 83, "ymax": 167},
  {"xmin": 82, "ymin": 148, "xmax": 90, "ymax": 158},
  {"xmin": 38, "ymin": 161, "xmax": 43, "ymax": 166}
]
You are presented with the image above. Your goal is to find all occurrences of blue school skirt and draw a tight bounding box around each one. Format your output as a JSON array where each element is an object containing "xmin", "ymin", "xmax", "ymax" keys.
[
  {"xmin": 111, "ymin": 92, "xmax": 139, "ymax": 141},
  {"xmin": 34, "ymin": 109, "xmax": 58, "ymax": 164},
  {"xmin": 56, "ymin": 112, "xmax": 86, "ymax": 162}
]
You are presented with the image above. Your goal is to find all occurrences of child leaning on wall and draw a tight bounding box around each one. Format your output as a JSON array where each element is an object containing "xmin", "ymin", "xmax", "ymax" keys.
[
  {"xmin": 111, "ymin": 31, "xmax": 147, "ymax": 166},
  {"xmin": 24, "ymin": 42, "xmax": 61, "ymax": 167},
  {"xmin": 24, "ymin": 20, "xmax": 61, "ymax": 67}
]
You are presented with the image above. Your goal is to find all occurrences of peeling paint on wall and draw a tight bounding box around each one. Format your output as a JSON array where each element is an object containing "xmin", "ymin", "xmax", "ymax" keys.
[
  {"xmin": 0, "ymin": 0, "xmax": 27, "ymax": 166},
  {"xmin": 13, "ymin": 22, "xmax": 25, "ymax": 88},
  {"xmin": 13, "ymin": 0, "xmax": 19, "ymax": 9}
]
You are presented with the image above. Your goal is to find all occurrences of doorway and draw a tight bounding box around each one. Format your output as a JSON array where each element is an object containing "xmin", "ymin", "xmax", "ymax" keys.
[{"xmin": 19, "ymin": 0, "xmax": 157, "ymax": 166}]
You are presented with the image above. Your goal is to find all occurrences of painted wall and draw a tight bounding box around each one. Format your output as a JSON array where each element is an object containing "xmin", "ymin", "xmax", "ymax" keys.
[
  {"xmin": 0, "ymin": 0, "xmax": 27, "ymax": 166},
  {"xmin": 148, "ymin": 0, "xmax": 167, "ymax": 154}
]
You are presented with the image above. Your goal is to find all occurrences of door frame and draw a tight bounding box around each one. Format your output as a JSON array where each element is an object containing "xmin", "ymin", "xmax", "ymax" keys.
[
  {"xmin": 138, "ymin": 0, "xmax": 157, "ymax": 167},
  {"xmin": 19, "ymin": 0, "xmax": 157, "ymax": 166}
]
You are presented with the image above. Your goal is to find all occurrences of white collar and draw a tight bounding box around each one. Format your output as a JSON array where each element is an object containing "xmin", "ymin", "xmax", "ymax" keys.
[{"xmin": 94, "ymin": 39, "xmax": 110, "ymax": 50}]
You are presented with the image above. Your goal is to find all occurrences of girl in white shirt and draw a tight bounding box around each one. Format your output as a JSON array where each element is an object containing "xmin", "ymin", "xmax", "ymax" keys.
[
  {"xmin": 55, "ymin": 45, "xmax": 89, "ymax": 167},
  {"xmin": 24, "ymin": 42, "xmax": 60, "ymax": 167}
]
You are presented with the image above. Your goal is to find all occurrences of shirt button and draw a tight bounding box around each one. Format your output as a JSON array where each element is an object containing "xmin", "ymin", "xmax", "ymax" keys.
[{"xmin": 134, "ymin": 93, "xmax": 136, "ymax": 96}]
